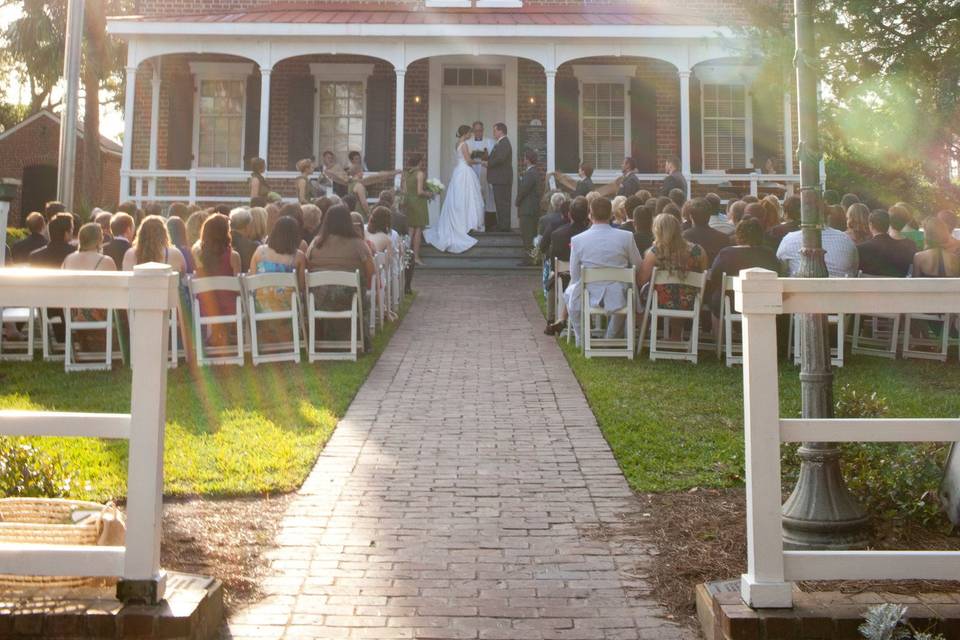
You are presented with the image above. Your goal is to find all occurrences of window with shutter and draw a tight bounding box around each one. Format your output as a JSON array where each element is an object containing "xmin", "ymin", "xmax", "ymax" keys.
[
  {"xmin": 189, "ymin": 62, "xmax": 253, "ymax": 170},
  {"xmin": 701, "ymin": 84, "xmax": 749, "ymax": 171},
  {"xmin": 572, "ymin": 65, "xmax": 633, "ymax": 176},
  {"xmin": 310, "ymin": 63, "xmax": 374, "ymax": 165}
]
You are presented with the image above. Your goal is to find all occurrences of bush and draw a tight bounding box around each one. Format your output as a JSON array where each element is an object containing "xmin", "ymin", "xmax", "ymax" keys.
[
  {"xmin": 0, "ymin": 437, "xmax": 77, "ymax": 497},
  {"xmin": 860, "ymin": 603, "xmax": 944, "ymax": 640},
  {"xmin": 5, "ymin": 227, "xmax": 28, "ymax": 246}
]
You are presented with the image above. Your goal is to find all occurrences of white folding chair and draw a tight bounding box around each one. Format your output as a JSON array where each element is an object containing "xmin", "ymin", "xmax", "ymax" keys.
[
  {"xmin": 719, "ymin": 274, "xmax": 744, "ymax": 367},
  {"xmin": 639, "ymin": 268, "xmax": 707, "ymax": 364},
  {"xmin": 0, "ymin": 307, "xmax": 35, "ymax": 361},
  {"xmin": 189, "ymin": 276, "xmax": 245, "ymax": 366},
  {"xmin": 581, "ymin": 266, "xmax": 636, "ymax": 360},
  {"xmin": 902, "ymin": 313, "xmax": 951, "ymax": 362},
  {"xmin": 554, "ymin": 258, "xmax": 571, "ymax": 343},
  {"xmin": 64, "ymin": 308, "xmax": 121, "ymax": 372},
  {"xmin": 242, "ymin": 272, "xmax": 303, "ymax": 366},
  {"xmin": 788, "ymin": 313, "xmax": 845, "ymax": 367},
  {"xmin": 40, "ymin": 307, "xmax": 65, "ymax": 361},
  {"xmin": 374, "ymin": 252, "xmax": 388, "ymax": 329},
  {"xmin": 850, "ymin": 272, "xmax": 900, "ymax": 359},
  {"xmin": 391, "ymin": 244, "xmax": 403, "ymax": 312},
  {"xmin": 306, "ymin": 270, "xmax": 364, "ymax": 362},
  {"xmin": 168, "ymin": 306, "xmax": 183, "ymax": 369}
]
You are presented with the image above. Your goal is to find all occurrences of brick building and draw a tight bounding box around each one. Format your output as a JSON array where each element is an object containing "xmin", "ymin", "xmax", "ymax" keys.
[
  {"xmin": 108, "ymin": 0, "xmax": 798, "ymax": 228},
  {"xmin": 0, "ymin": 110, "xmax": 121, "ymax": 225}
]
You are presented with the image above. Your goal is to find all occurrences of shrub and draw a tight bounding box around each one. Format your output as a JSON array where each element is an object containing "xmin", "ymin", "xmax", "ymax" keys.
[
  {"xmin": 860, "ymin": 603, "xmax": 944, "ymax": 640},
  {"xmin": 0, "ymin": 437, "xmax": 77, "ymax": 497},
  {"xmin": 5, "ymin": 227, "xmax": 28, "ymax": 246}
]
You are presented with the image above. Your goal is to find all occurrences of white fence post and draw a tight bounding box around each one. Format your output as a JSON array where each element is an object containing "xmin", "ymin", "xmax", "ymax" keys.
[
  {"xmin": 735, "ymin": 268, "xmax": 794, "ymax": 608},
  {"xmin": 117, "ymin": 263, "xmax": 173, "ymax": 604}
]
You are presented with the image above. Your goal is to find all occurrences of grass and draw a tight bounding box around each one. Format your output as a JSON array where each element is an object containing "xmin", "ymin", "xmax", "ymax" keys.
[
  {"xmin": 0, "ymin": 295, "xmax": 414, "ymax": 502},
  {"xmin": 537, "ymin": 292, "xmax": 960, "ymax": 496}
]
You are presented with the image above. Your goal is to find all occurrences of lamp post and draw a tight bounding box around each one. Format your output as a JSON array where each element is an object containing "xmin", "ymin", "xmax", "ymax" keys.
[
  {"xmin": 57, "ymin": 0, "xmax": 85, "ymax": 211},
  {"xmin": 780, "ymin": 0, "xmax": 869, "ymax": 550}
]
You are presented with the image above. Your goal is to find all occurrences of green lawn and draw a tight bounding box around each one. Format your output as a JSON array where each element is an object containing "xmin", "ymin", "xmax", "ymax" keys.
[
  {"xmin": 539, "ymin": 292, "xmax": 957, "ymax": 524},
  {"xmin": 1, "ymin": 296, "xmax": 413, "ymax": 502}
]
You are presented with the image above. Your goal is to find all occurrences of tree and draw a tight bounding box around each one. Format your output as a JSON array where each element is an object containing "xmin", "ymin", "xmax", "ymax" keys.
[{"xmin": 1, "ymin": 0, "xmax": 66, "ymax": 114}]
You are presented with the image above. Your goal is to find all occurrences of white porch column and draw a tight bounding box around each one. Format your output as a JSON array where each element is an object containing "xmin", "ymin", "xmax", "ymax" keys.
[
  {"xmin": 394, "ymin": 67, "xmax": 406, "ymax": 189},
  {"xmin": 120, "ymin": 65, "xmax": 137, "ymax": 204},
  {"xmin": 679, "ymin": 70, "xmax": 692, "ymax": 191},
  {"xmin": 259, "ymin": 67, "xmax": 272, "ymax": 168},
  {"xmin": 783, "ymin": 91, "xmax": 794, "ymax": 175},
  {"xmin": 545, "ymin": 68, "xmax": 557, "ymax": 183},
  {"xmin": 147, "ymin": 62, "xmax": 161, "ymax": 199}
]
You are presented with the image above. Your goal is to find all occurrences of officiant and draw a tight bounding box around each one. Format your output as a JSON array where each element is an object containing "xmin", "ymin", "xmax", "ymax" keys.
[{"xmin": 466, "ymin": 121, "xmax": 495, "ymax": 231}]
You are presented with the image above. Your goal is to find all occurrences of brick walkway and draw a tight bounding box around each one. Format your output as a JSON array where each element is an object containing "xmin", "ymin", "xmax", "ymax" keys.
[{"xmin": 226, "ymin": 273, "xmax": 691, "ymax": 640}]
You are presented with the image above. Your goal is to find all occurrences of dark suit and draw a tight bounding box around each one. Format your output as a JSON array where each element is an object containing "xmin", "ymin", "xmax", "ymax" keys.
[
  {"xmin": 857, "ymin": 233, "xmax": 916, "ymax": 277},
  {"xmin": 10, "ymin": 233, "xmax": 47, "ymax": 264},
  {"xmin": 232, "ymin": 235, "xmax": 260, "ymax": 273},
  {"xmin": 618, "ymin": 172, "xmax": 643, "ymax": 198},
  {"xmin": 516, "ymin": 166, "xmax": 541, "ymax": 252},
  {"xmin": 545, "ymin": 221, "xmax": 590, "ymax": 322},
  {"xmin": 103, "ymin": 237, "xmax": 131, "ymax": 270},
  {"xmin": 487, "ymin": 136, "xmax": 514, "ymax": 231},
  {"xmin": 659, "ymin": 170, "xmax": 688, "ymax": 197}
]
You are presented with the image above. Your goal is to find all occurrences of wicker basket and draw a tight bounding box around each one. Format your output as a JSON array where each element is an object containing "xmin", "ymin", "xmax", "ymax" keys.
[{"xmin": 0, "ymin": 497, "xmax": 116, "ymax": 589}]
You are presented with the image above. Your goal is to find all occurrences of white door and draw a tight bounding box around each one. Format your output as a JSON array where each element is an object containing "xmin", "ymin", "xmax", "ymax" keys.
[{"xmin": 440, "ymin": 93, "xmax": 505, "ymax": 195}]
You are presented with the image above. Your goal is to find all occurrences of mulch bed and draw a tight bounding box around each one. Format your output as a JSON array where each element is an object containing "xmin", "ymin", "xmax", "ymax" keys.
[
  {"xmin": 160, "ymin": 494, "xmax": 293, "ymax": 613},
  {"xmin": 621, "ymin": 488, "xmax": 960, "ymax": 629}
]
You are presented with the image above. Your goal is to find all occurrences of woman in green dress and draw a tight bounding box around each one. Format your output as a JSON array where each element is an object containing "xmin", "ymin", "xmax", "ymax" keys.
[{"xmin": 402, "ymin": 153, "xmax": 431, "ymax": 265}]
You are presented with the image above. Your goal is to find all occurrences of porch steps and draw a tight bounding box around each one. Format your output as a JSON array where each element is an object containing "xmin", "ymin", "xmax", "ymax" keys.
[{"xmin": 418, "ymin": 232, "xmax": 538, "ymax": 271}]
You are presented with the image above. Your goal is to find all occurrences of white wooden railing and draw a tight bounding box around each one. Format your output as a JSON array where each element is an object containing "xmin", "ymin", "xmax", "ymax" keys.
[
  {"xmin": 0, "ymin": 264, "xmax": 178, "ymax": 602},
  {"xmin": 734, "ymin": 268, "xmax": 960, "ymax": 609}
]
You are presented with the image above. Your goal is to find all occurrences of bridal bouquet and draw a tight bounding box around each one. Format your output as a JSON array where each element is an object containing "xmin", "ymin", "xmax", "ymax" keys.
[{"xmin": 425, "ymin": 178, "xmax": 445, "ymax": 198}]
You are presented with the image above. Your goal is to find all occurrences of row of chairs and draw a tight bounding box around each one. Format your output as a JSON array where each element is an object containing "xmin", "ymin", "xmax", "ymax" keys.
[{"xmin": 0, "ymin": 247, "xmax": 406, "ymax": 370}]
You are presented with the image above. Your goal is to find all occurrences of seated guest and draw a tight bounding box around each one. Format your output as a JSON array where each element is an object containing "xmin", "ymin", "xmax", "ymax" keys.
[
  {"xmin": 117, "ymin": 201, "xmax": 143, "ymax": 227},
  {"xmin": 912, "ymin": 217, "xmax": 960, "ymax": 277},
  {"xmin": 302, "ymin": 204, "xmax": 323, "ymax": 244},
  {"xmin": 103, "ymin": 212, "xmax": 135, "ymax": 269},
  {"xmin": 936, "ymin": 210, "xmax": 960, "ymax": 253},
  {"xmin": 43, "ymin": 200, "xmax": 66, "ymax": 221},
  {"xmin": 185, "ymin": 210, "xmax": 209, "ymax": 248},
  {"xmin": 840, "ymin": 193, "xmax": 860, "ymax": 210},
  {"xmin": 193, "ymin": 214, "xmax": 242, "ymax": 347},
  {"xmin": 706, "ymin": 193, "xmax": 735, "ymax": 236},
  {"xmin": 682, "ymin": 197, "xmax": 730, "ymax": 265},
  {"xmin": 122, "ymin": 215, "xmax": 186, "ymax": 273},
  {"xmin": 761, "ymin": 195, "xmax": 782, "ymax": 230},
  {"xmin": 845, "ymin": 203, "xmax": 872, "ymax": 244},
  {"xmin": 306, "ymin": 204, "xmax": 375, "ymax": 350},
  {"xmin": 776, "ymin": 209, "xmax": 858, "ymax": 277},
  {"xmin": 827, "ymin": 204, "xmax": 846, "ymax": 231},
  {"xmin": 539, "ymin": 192, "xmax": 568, "ymax": 241},
  {"xmin": 544, "ymin": 196, "xmax": 590, "ymax": 333},
  {"xmin": 539, "ymin": 198, "xmax": 570, "ymax": 258},
  {"xmin": 706, "ymin": 218, "xmax": 780, "ymax": 319},
  {"xmin": 617, "ymin": 157, "xmax": 643, "ymax": 198},
  {"xmin": 94, "ymin": 210, "xmax": 113, "ymax": 243},
  {"xmin": 366, "ymin": 206, "xmax": 397, "ymax": 261},
  {"xmin": 729, "ymin": 200, "xmax": 748, "ymax": 227},
  {"xmin": 889, "ymin": 202, "xmax": 923, "ymax": 249},
  {"xmin": 669, "ymin": 188, "xmax": 686, "ymax": 212},
  {"xmin": 62, "ymin": 223, "xmax": 116, "ymax": 355},
  {"xmin": 659, "ymin": 157, "xmax": 687, "ymax": 198},
  {"xmin": 166, "ymin": 216, "xmax": 195, "ymax": 274},
  {"xmin": 655, "ymin": 196, "xmax": 672, "ymax": 214},
  {"xmin": 766, "ymin": 195, "xmax": 801, "ymax": 248},
  {"xmin": 249, "ymin": 207, "xmax": 268, "ymax": 243},
  {"xmin": 552, "ymin": 162, "xmax": 595, "ymax": 197},
  {"xmin": 564, "ymin": 197, "xmax": 642, "ymax": 346},
  {"xmin": 639, "ymin": 213, "xmax": 709, "ymax": 313},
  {"xmin": 249, "ymin": 216, "xmax": 308, "ymax": 346},
  {"xmin": 230, "ymin": 208, "xmax": 260, "ymax": 272},
  {"xmin": 29, "ymin": 213, "xmax": 75, "ymax": 268},
  {"xmin": 857, "ymin": 210, "xmax": 915, "ymax": 277},
  {"xmin": 662, "ymin": 203, "xmax": 681, "ymax": 220},
  {"xmin": 11, "ymin": 212, "xmax": 47, "ymax": 263},
  {"xmin": 169, "ymin": 202, "xmax": 189, "ymax": 222},
  {"xmin": 632, "ymin": 205, "xmax": 655, "ymax": 255}
]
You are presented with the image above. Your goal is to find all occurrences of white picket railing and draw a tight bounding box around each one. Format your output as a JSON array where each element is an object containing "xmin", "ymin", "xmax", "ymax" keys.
[
  {"xmin": 734, "ymin": 268, "xmax": 960, "ymax": 608},
  {"xmin": 0, "ymin": 264, "xmax": 178, "ymax": 601}
]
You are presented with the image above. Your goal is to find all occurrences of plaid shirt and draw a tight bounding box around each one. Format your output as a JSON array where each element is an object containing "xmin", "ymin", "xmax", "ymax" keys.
[{"xmin": 776, "ymin": 227, "xmax": 859, "ymax": 278}]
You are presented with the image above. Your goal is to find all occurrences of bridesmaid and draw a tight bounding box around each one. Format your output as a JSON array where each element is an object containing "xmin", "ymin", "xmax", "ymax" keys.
[
  {"xmin": 249, "ymin": 157, "xmax": 270, "ymax": 207},
  {"xmin": 402, "ymin": 153, "xmax": 430, "ymax": 266}
]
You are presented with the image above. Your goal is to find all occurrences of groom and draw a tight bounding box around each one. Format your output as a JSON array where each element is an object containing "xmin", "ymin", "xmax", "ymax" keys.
[{"xmin": 485, "ymin": 122, "xmax": 514, "ymax": 232}]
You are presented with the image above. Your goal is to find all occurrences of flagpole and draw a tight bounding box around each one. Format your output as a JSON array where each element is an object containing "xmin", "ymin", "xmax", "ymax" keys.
[{"xmin": 57, "ymin": 0, "xmax": 85, "ymax": 211}]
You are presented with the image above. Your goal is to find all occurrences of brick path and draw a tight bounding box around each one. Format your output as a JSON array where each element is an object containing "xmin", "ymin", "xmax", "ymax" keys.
[{"xmin": 227, "ymin": 273, "xmax": 692, "ymax": 640}]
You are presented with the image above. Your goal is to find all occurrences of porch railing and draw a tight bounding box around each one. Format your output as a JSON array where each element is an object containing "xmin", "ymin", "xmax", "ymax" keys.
[
  {"xmin": 0, "ymin": 264, "xmax": 178, "ymax": 603},
  {"xmin": 734, "ymin": 268, "xmax": 960, "ymax": 609}
]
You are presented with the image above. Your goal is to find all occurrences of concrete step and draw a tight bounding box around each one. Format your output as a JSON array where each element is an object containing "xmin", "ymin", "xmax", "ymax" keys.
[
  {"xmin": 420, "ymin": 245, "xmax": 528, "ymax": 259},
  {"xmin": 417, "ymin": 232, "xmax": 534, "ymax": 271}
]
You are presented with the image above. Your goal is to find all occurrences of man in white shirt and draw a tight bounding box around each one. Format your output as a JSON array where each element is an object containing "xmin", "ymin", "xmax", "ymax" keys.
[
  {"xmin": 565, "ymin": 197, "xmax": 643, "ymax": 346},
  {"xmin": 776, "ymin": 225, "xmax": 859, "ymax": 277}
]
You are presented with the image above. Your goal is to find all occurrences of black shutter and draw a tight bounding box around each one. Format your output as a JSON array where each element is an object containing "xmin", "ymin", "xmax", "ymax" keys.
[
  {"xmin": 630, "ymin": 78, "xmax": 657, "ymax": 173},
  {"xmin": 751, "ymin": 87, "xmax": 776, "ymax": 170},
  {"xmin": 555, "ymin": 76, "xmax": 579, "ymax": 173},
  {"xmin": 689, "ymin": 74, "xmax": 703, "ymax": 174},
  {"xmin": 244, "ymin": 71, "xmax": 261, "ymax": 169},
  {"xmin": 166, "ymin": 72, "xmax": 194, "ymax": 170},
  {"xmin": 364, "ymin": 75, "xmax": 392, "ymax": 171},
  {"xmin": 287, "ymin": 76, "xmax": 315, "ymax": 170}
]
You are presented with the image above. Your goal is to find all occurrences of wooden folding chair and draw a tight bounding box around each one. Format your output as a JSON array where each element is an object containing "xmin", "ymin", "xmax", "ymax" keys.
[
  {"xmin": 189, "ymin": 275, "xmax": 245, "ymax": 366},
  {"xmin": 581, "ymin": 266, "xmax": 636, "ymax": 360},
  {"xmin": 306, "ymin": 270, "xmax": 364, "ymax": 362},
  {"xmin": 243, "ymin": 272, "xmax": 303, "ymax": 366}
]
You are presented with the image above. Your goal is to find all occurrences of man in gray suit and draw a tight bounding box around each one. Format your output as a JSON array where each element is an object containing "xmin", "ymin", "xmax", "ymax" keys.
[{"xmin": 485, "ymin": 122, "xmax": 514, "ymax": 232}]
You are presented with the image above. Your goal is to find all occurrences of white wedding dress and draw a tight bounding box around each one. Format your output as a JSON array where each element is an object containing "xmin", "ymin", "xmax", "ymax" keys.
[{"xmin": 424, "ymin": 142, "xmax": 485, "ymax": 254}]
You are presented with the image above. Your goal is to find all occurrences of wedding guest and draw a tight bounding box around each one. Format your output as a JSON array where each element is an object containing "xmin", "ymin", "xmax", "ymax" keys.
[
  {"xmin": 169, "ymin": 202, "xmax": 189, "ymax": 222},
  {"xmin": 544, "ymin": 196, "xmax": 590, "ymax": 334},
  {"xmin": 617, "ymin": 157, "xmax": 643, "ymax": 198},
  {"xmin": 823, "ymin": 190, "xmax": 840, "ymax": 206},
  {"xmin": 366, "ymin": 206, "xmax": 396, "ymax": 260},
  {"xmin": 122, "ymin": 215, "xmax": 186, "ymax": 273},
  {"xmin": 302, "ymin": 204, "xmax": 323, "ymax": 244},
  {"xmin": 166, "ymin": 216, "xmax": 195, "ymax": 274},
  {"xmin": 761, "ymin": 195, "xmax": 782, "ymax": 230},
  {"xmin": 662, "ymin": 203, "xmax": 681, "ymax": 220},
  {"xmin": 402, "ymin": 153, "xmax": 430, "ymax": 266},
  {"xmin": 776, "ymin": 209, "xmax": 858, "ymax": 277},
  {"xmin": 295, "ymin": 158, "xmax": 315, "ymax": 204},
  {"xmin": 706, "ymin": 193, "xmax": 735, "ymax": 236},
  {"xmin": 611, "ymin": 196, "xmax": 628, "ymax": 228},
  {"xmin": 632, "ymin": 205, "xmax": 655, "ymax": 254},
  {"xmin": 11, "ymin": 212, "xmax": 47, "ymax": 264},
  {"xmin": 539, "ymin": 192, "xmax": 568, "ymax": 240},
  {"xmin": 249, "ymin": 216, "xmax": 307, "ymax": 346},
  {"xmin": 517, "ymin": 148, "xmax": 543, "ymax": 261},
  {"xmin": 889, "ymin": 202, "xmax": 923, "ymax": 249},
  {"xmin": 655, "ymin": 196, "xmax": 672, "ymax": 214},
  {"xmin": 766, "ymin": 195, "xmax": 801, "ymax": 248},
  {"xmin": 117, "ymin": 201, "xmax": 143, "ymax": 227},
  {"xmin": 230, "ymin": 208, "xmax": 260, "ymax": 272},
  {"xmin": 249, "ymin": 157, "xmax": 269, "ymax": 207},
  {"xmin": 29, "ymin": 213, "xmax": 74, "ymax": 267},
  {"xmin": 539, "ymin": 199, "xmax": 570, "ymax": 258},
  {"xmin": 827, "ymin": 204, "xmax": 847, "ymax": 231},
  {"xmin": 94, "ymin": 210, "xmax": 113, "ymax": 243},
  {"xmin": 857, "ymin": 210, "xmax": 915, "ymax": 277},
  {"xmin": 845, "ymin": 203, "xmax": 872, "ymax": 244},
  {"xmin": 193, "ymin": 214, "xmax": 241, "ymax": 347},
  {"xmin": 682, "ymin": 197, "xmax": 730, "ymax": 264},
  {"xmin": 552, "ymin": 162, "xmax": 594, "ymax": 197},
  {"xmin": 912, "ymin": 216, "xmax": 960, "ymax": 277},
  {"xmin": 659, "ymin": 157, "xmax": 687, "ymax": 198},
  {"xmin": 43, "ymin": 200, "xmax": 66, "ymax": 221},
  {"xmin": 639, "ymin": 213, "xmax": 709, "ymax": 313},
  {"xmin": 62, "ymin": 223, "xmax": 116, "ymax": 355},
  {"xmin": 706, "ymin": 218, "xmax": 780, "ymax": 318},
  {"xmin": 265, "ymin": 203, "xmax": 281, "ymax": 238},
  {"xmin": 103, "ymin": 212, "xmax": 135, "ymax": 269},
  {"xmin": 185, "ymin": 210, "xmax": 209, "ymax": 248},
  {"xmin": 936, "ymin": 210, "xmax": 960, "ymax": 253},
  {"xmin": 669, "ymin": 188, "xmax": 686, "ymax": 212},
  {"xmin": 249, "ymin": 206, "xmax": 268, "ymax": 243},
  {"xmin": 841, "ymin": 192, "xmax": 861, "ymax": 210}
]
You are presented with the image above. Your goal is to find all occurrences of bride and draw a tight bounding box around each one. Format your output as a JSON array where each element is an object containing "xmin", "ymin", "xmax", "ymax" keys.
[{"xmin": 424, "ymin": 125, "xmax": 485, "ymax": 254}]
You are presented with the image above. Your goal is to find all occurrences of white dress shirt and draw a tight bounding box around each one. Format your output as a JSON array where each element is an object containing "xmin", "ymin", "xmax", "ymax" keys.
[
  {"xmin": 776, "ymin": 227, "xmax": 859, "ymax": 278},
  {"xmin": 565, "ymin": 223, "xmax": 643, "ymax": 313}
]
